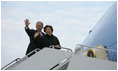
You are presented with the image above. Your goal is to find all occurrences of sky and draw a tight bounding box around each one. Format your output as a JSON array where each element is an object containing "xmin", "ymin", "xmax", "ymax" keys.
[{"xmin": 1, "ymin": 1, "xmax": 115, "ymax": 67}]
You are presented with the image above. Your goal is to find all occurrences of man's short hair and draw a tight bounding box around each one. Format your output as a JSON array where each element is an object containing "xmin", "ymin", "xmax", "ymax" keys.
[
  {"xmin": 44, "ymin": 25, "xmax": 53, "ymax": 33},
  {"xmin": 36, "ymin": 21, "xmax": 43, "ymax": 27}
]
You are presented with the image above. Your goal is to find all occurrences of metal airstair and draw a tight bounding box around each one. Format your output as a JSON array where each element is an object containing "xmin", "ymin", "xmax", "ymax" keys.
[{"xmin": 2, "ymin": 46, "xmax": 73, "ymax": 70}]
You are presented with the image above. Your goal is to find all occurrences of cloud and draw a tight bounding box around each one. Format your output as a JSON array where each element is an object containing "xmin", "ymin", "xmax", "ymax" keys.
[{"xmin": 1, "ymin": 18, "xmax": 29, "ymax": 67}]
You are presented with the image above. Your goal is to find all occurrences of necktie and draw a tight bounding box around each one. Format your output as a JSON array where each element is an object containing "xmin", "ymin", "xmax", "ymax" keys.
[{"xmin": 39, "ymin": 33, "xmax": 42, "ymax": 38}]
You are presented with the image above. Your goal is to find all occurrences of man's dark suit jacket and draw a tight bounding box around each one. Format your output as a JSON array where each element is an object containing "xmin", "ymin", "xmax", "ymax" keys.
[{"xmin": 25, "ymin": 27, "xmax": 45, "ymax": 55}]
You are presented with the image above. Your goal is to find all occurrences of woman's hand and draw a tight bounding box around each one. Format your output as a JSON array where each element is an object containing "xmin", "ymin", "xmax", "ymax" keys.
[{"xmin": 55, "ymin": 45, "xmax": 60, "ymax": 48}]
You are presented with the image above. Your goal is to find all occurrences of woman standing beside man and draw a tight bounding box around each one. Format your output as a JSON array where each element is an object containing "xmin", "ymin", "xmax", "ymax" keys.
[{"xmin": 35, "ymin": 25, "xmax": 61, "ymax": 49}]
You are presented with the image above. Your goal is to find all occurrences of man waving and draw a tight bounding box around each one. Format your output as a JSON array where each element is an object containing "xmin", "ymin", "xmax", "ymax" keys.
[{"xmin": 24, "ymin": 19, "xmax": 45, "ymax": 55}]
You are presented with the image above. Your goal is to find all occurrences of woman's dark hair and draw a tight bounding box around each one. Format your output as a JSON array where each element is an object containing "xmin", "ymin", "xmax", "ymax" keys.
[{"xmin": 44, "ymin": 25, "xmax": 53, "ymax": 32}]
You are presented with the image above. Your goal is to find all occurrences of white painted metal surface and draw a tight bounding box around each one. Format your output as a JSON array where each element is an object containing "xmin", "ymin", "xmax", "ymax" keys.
[
  {"xmin": 67, "ymin": 54, "xmax": 117, "ymax": 70},
  {"xmin": 67, "ymin": 44, "xmax": 117, "ymax": 70},
  {"xmin": 4, "ymin": 48, "xmax": 73, "ymax": 70}
]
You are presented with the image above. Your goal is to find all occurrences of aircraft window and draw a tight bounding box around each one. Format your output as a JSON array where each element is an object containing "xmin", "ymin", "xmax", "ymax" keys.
[{"xmin": 89, "ymin": 30, "xmax": 92, "ymax": 33}]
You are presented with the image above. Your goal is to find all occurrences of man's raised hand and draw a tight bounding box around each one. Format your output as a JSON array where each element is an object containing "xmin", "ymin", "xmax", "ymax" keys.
[{"xmin": 24, "ymin": 19, "xmax": 30, "ymax": 27}]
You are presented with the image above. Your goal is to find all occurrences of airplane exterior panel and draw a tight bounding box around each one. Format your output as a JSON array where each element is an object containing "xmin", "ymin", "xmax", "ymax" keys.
[{"xmin": 83, "ymin": 2, "xmax": 117, "ymax": 61}]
